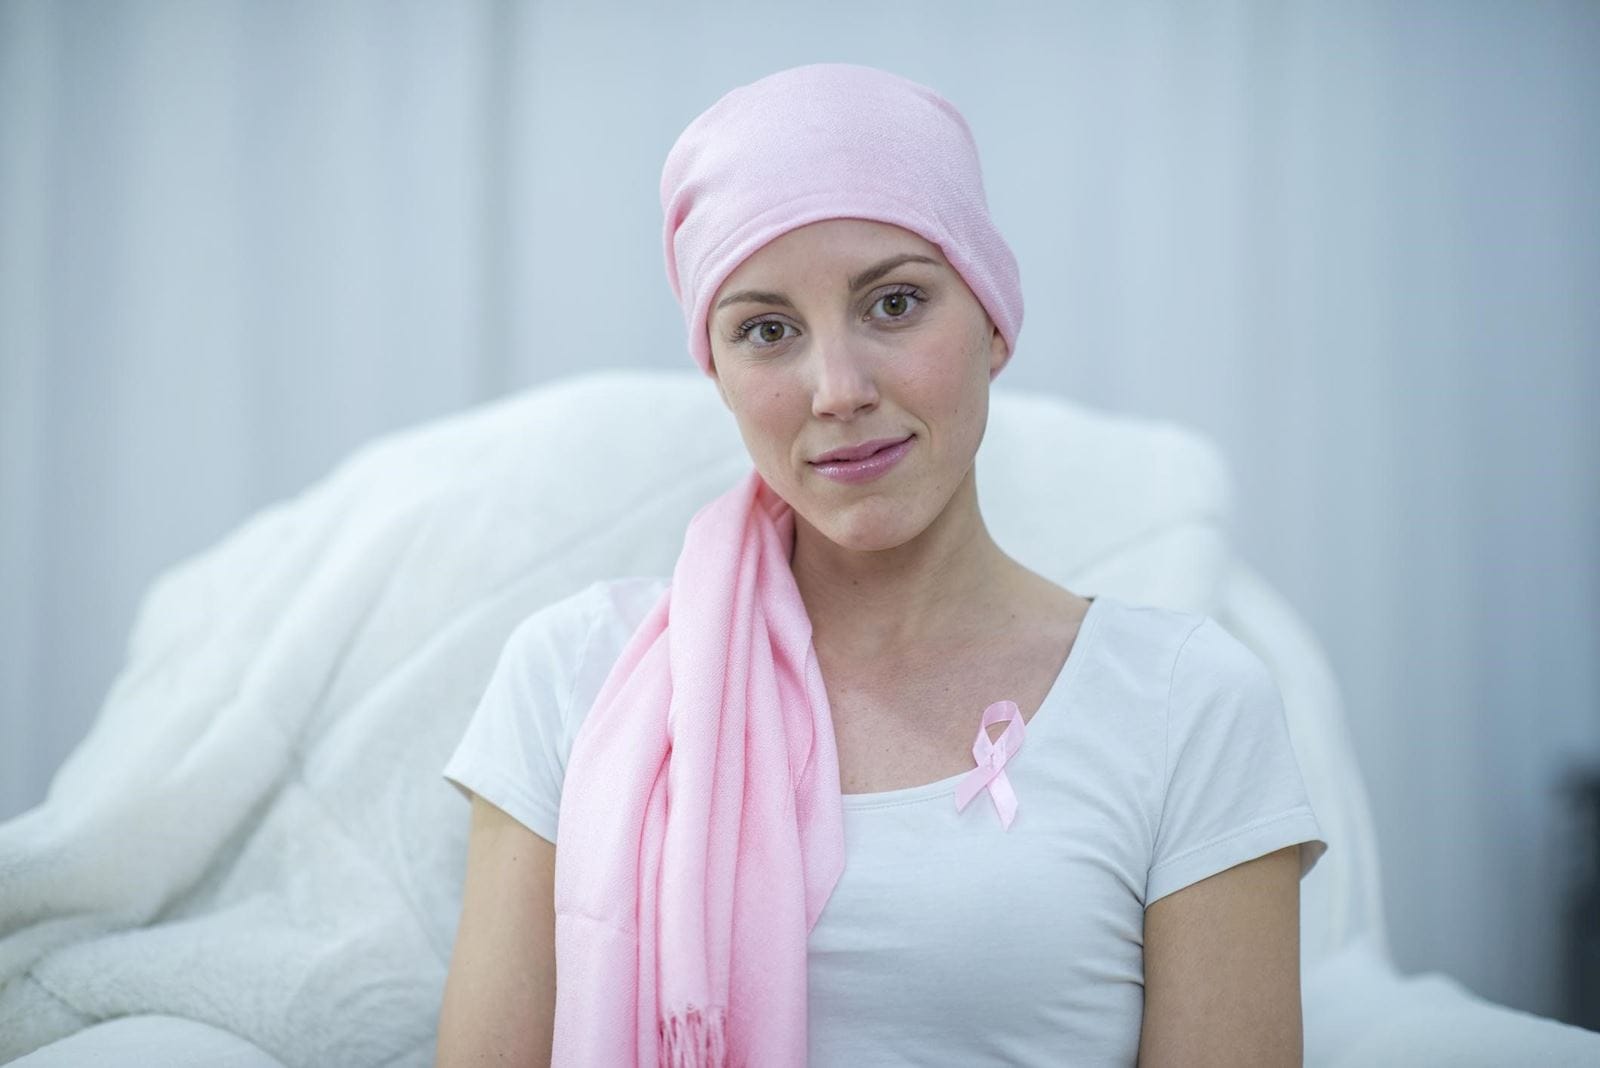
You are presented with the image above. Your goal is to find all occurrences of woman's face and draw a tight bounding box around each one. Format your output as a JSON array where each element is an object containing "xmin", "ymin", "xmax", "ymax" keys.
[{"xmin": 707, "ymin": 218, "xmax": 1009, "ymax": 553}]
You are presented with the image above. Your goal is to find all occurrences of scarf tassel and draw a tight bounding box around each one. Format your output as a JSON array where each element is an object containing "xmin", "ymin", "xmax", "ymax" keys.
[{"xmin": 660, "ymin": 1004, "xmax": 728, "ymax": 1068}]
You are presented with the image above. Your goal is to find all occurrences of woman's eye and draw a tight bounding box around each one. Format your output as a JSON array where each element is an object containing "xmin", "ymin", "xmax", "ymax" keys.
[
  {"xmin": 729, "ymin": 318, "xmax": 796, "ymax": 348},
  {"xmin": 869, "ymin": 287, "xmax": 926, "ymax": 321},
  {"xmin": 727, "ymin": 287, "xmax": 925, "ymax": 349},
  {"xmin": 754, "ymin": 321, "xmax": 792, "ymax": 344}
]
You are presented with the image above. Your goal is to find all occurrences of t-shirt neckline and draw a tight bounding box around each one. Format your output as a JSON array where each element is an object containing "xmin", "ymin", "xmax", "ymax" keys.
[{"xmin": 837, "ymin": 593, "xmax": 1111, "ymax": 810}]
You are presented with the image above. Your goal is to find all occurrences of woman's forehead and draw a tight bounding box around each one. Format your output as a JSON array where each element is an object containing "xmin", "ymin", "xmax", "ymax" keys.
[{"xmin": 715, "ymin": 219, "xmax": 948, "ymax": 298}]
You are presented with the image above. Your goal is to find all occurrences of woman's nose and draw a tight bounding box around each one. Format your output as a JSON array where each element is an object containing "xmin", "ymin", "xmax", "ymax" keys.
[{"xmin": 809, "ymin": 332, "xmax": 879, "ymax": 420}]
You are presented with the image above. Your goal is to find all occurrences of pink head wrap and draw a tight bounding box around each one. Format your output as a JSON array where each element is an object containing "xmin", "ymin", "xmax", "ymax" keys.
[{"xmin": 660, "ymin": 62, "xmax": 1024, "ymax": 380}]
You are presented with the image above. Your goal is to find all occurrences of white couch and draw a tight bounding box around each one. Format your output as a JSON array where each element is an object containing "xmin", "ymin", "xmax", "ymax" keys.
[{"xmin": 2, "ymin": 370, "xmax": 1595, "ymax": 1065}]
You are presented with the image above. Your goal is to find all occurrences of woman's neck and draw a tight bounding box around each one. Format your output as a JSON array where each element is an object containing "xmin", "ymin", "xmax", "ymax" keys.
[{"xmin": 789, "ymin": 473, "xmax": 1030, "ymax": 661}]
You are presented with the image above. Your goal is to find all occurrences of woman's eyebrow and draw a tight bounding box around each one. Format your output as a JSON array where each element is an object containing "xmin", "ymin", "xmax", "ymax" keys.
[
  {"xmin": 846, "ymin": 253, "xmax": 940, "ymax": 293},
  {"xmin": 714, "ymin": 253, "xmax": 942, "ymax": 311},
  {"xmin": 716, "ymin": 288, "xmax": 793, "ymax": 311}
]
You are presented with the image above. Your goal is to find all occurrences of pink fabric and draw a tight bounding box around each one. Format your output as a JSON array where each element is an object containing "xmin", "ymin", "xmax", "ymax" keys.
[
  {"xmin": 551, "ymin": 62, "xmax": 1026, "ymax": 1066},
  {"xmin": 551, "ymin": 468, "xmax": 845, "ymax": 1066},
  {"xmin": 660, "ymin": 62, "xmax": 1024, "ymax": 381}
]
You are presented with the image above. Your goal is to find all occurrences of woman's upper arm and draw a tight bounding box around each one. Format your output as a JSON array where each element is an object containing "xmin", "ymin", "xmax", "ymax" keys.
[
  {"xmin": 436, "ymin": 793, "xmax": 557, "ymax": 1068},
  {"xmin": 1138, "ymin": 844, "xmax": 1304, "ymax": 1068}
]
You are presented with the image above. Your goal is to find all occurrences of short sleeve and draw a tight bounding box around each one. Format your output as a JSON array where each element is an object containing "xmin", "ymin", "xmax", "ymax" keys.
[
  {"xmin": 442, "ymin": 599, "xmax": 597, "ymax": 845},
  {"xmin": 1145, "ymin": 617, "xmax": 1329, "ymax": 906}
]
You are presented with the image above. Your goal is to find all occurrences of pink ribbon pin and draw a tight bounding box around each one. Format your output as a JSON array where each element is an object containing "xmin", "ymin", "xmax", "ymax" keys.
[{"xmin": 954, "ymin": 699, "xmax": 1026, "ymax": 830}]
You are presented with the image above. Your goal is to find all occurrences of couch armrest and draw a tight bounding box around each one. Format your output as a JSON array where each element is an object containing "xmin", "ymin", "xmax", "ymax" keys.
[{"xmin": 1306, "ymin": 937, "xmax": 1600, "ymax": 1066}]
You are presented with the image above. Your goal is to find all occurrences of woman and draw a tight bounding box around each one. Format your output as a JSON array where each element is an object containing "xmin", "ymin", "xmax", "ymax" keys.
[{"xmin": 437, "ymin": 62, "xmax": 1325, "ymax": 1067}]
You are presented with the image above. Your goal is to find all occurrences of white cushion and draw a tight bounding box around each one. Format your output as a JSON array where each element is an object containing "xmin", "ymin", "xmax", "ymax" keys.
[{"xmin": 9, "ymin": 1014, "xmax": 288, "ymax": 1068}]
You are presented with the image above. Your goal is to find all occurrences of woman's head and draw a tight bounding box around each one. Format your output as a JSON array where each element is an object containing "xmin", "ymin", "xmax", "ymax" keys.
[
  {"xmin": 706, "ymin": 216, "xmax": 1005, "ymax": 552},
  {"xmin": 660, "ymin": 63, "xmax": 1023, "ymax": 381},
  {"xmin": 659, "ymin": 62, "xmax": 1023, "ymax": 554}
]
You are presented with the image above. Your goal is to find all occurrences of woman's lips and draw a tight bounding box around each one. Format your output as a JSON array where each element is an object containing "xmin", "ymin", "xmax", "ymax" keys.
[{"xmin": 808, "ymin": 435, "xmax": 914, "ymax": 484}]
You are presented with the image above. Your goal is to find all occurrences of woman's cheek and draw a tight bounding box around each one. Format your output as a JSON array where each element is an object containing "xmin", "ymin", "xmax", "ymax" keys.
[
  {"xmin": 751, "ymin": 386, "xmax": 800, "ymax": 442},
  {"xmin": 731, "ymin": 391, "xmax": 796, "ymax": 478}
]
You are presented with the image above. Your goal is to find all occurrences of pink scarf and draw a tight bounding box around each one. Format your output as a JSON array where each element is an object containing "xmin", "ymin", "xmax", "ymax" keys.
[
  {"xmin": 551, "ymin": 467, "xmax": 845, "ymax": 1066},
  {"xmin": 549, "ymin": 60, "xmax": 1027, "ymax": 1066}
]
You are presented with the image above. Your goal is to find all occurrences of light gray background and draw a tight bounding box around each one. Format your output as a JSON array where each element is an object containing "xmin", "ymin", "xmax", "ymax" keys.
[{"xmin": 3, "ymin": 0, "xmax": 1596, "ymax": 1027}]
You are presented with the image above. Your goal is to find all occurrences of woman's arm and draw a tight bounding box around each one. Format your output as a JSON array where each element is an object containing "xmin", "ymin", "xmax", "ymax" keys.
[
  {"xmin": 436, "ymin": 794, "xmax": 558, "ymax": 1067},
  {"xmin": 1138, "ymin": 844, "xmax": 1304, "ymax": 1067}
]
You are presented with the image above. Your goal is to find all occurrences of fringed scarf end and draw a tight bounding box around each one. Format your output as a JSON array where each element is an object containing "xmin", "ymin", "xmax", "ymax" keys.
[{"xmin": 660, "ymin": 1003, "xmax": 728, "ymax": 1068}]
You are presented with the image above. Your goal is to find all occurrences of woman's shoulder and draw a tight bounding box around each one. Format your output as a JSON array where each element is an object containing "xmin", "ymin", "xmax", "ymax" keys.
[
  {"xmin": 570, "ymin": 574, "xmax": 671, "ymax": 627},
  {"xmin": 1085, "ymin": 595, "xmax": 1274, "ymax": 703},
  {"xmin": 504, "ymin": 575, "xmax": 670, "ymax": 675},
  {"xmin": 1095, "ymin": 598, "xmax": 1290, "ymax": 762},
  {"xmin": 1083, "ymin": 592, "xmax": 1203, "ymax": 659}
]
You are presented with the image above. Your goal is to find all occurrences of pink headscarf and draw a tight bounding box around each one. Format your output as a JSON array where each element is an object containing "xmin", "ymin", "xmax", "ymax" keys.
[
  {"xmin": 660, "ymin": 62, "xmax": 1024, "ymax": 380},
  {"xmin": 552, "ymin": 63, "xmax": 1022, "ymax": 1066}
]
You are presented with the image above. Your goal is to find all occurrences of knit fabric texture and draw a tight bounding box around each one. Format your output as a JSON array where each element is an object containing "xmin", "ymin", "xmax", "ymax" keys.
[{"xmin": 660, "ymin": 62, "xmax": 1023, "ymax": 380}]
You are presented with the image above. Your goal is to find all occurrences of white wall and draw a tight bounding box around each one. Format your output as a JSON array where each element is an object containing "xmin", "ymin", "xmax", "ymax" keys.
[{"xmin": 2, "ymin": 0, "xmax": 1597, "ymax": 1025}]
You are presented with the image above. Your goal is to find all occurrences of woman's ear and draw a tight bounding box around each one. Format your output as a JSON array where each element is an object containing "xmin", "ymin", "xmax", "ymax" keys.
[{"xmin": 987, "ymin": 322, "xmax": 1010, "ymax": 378}]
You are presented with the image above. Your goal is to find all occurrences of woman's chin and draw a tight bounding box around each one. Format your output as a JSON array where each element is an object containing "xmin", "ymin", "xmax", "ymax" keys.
[{"xmin": 804, "ymin": 504, "xmax": 927, "ymax": 554}]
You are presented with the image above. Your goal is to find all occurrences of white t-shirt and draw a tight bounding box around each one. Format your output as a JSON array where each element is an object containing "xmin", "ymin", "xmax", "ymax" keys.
[{"xmin": 443, "ymin": 576, "xmax": 1328, "ymax": 1067}]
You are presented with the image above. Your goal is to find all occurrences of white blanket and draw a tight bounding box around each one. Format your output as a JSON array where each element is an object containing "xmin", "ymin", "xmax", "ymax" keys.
[{"xmin": 0, "ymin": 371, "xmax": 1233, "ymax": 1065}]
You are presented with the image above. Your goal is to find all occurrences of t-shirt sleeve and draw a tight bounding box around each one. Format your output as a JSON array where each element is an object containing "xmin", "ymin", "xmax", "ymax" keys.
[
  {"xmin": 441, "ymin": 598, "xmax": 596, "ymax": 845},
  {"xmin": 1145, "ymin": 616, "xmax": 1329, "ymax": 906}
]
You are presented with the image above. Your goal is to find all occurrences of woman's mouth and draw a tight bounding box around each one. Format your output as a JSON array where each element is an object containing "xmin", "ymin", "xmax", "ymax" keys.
[{"xmin": 807, "ymin": 435, "xmax": 914, "ymax": 484}]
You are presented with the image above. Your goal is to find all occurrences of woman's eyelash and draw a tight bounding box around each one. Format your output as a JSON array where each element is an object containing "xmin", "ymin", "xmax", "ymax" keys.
[
  {"xmin": 725, "ymin": 318, "xmax": 781, "ymax": 345},
  {"xmin": 868, "ymin": 285, "xmax": 926, "ymax": 321},
  {"xmin": 726, "ymin": 285, "xmax": 928, "ymax": 345}
]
